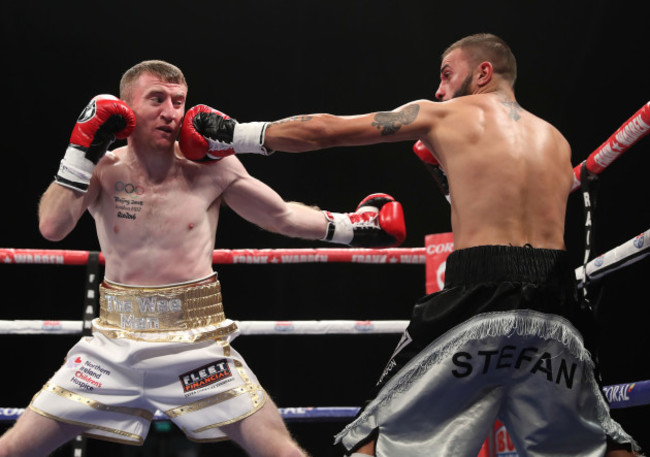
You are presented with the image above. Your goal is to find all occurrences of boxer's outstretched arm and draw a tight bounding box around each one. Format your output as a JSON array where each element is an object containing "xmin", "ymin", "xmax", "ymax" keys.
[
  {"xmin": 264, "ymin": 101, "xmax": 432, "ymax": 152},
  {"xmin": 219, "ymin": 157, "xmax": 405, "ymax": 247},
  {"xmin": 177, "ymin": 100, "xmax": 438, "ymax": 156}
]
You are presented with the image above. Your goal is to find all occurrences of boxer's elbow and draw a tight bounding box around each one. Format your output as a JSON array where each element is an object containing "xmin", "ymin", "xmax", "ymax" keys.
[{"xmin": 39, "ymin": 215, "xmax": 73, "ymax": 241}]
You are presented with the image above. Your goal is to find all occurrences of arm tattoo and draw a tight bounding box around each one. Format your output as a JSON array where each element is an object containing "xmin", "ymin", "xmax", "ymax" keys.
[
  {"xmin": 500, "ymin": 99, "xmax": 522, "ymax": 121},
  {"xmin": 371, "ymin": 104, "xmax": 420, "ymax": 136},
  {"xmin": 267, "ymin": 115, "xmax": 314, "ymax": 129}
]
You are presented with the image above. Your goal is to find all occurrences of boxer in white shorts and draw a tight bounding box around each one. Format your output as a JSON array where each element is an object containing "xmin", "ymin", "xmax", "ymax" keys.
[{"xmin": 0, "ymin": 60, "xmax": 405, "ymax": 457}]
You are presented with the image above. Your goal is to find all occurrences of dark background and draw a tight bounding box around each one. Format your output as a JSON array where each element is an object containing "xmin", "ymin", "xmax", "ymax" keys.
[{"xmin": 2, "ymin": 0, "xmax": 649, "ymax": 455}]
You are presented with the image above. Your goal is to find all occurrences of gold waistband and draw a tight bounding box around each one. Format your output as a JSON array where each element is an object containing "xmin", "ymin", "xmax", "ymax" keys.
[{"xmin": 97, "ymin": 275, "xmax": 225, "ymax": 332}]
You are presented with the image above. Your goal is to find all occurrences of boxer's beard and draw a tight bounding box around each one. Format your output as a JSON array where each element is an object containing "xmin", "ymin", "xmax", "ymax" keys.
[{"xmin": 452, "ymin": 74, "xmax": 473, "ymax": 99}]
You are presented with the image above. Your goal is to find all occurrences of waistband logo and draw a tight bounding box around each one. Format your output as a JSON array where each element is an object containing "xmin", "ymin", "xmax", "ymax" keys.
[{"xmin": 105, "ymin": 294, "xmax": 183, "ymax": 330}]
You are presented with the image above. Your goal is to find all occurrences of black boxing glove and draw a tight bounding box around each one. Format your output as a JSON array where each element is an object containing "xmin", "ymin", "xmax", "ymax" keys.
[
  {"xmin": 179, "ymin": 104, "xmax": 271, "ymax": 161},
  {"xmin": 56, "ymin": 95, "xmax": 135, "ymax": 192}
]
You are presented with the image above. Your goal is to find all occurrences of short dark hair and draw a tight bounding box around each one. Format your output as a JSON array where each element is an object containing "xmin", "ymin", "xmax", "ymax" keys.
[
  {"xmin": 120, "ymin": 60, "xmax": 187, "ymax": 102},
  {"xmin": 442, "ymin": 33, "xmax": 517, "ymax": 85}
]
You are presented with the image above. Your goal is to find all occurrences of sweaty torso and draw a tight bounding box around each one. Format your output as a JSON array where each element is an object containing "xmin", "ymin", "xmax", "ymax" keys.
[
  {"xmin": 88, "ymin": 146, "xmax": 229, "ymax": 285},
  {"xmin": 424, "ymin": 93, "xmax": 573, "ymax": 250}
]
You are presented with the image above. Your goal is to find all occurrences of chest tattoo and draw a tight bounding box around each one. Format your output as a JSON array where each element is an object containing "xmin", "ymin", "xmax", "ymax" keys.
[{"xmin": 113, "ymin": 180, "xmax": 145, "ymax": 221}]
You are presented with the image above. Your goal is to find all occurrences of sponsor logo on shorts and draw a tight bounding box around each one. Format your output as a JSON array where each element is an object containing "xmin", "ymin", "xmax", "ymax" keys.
[
  {"xmin": 66, "ymin": 356, "xmax": 84, "ymax": 368},
  {"xmin": 391, "ymin": 330, "xmax": 413, "ymax": 359},
  {"xmin": 67, "ymin": 357, "xmax": 111, "ymax": 391},
  {"xmin": 180, "ymin": 360, "xmax": 232, "ymax": 393},
  {"xmin": 377, "ymin": 331, "xmax": 414, "ymax": 386},
  {"xmin": 377, "ymin": 359, "xmax": 397, "ymax": 387}
]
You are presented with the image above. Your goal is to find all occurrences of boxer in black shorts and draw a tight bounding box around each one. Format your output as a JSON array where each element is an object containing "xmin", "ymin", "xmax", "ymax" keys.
[{"xmin": 333, "ymin": 245, "xmax": 635, "ymax": 456}]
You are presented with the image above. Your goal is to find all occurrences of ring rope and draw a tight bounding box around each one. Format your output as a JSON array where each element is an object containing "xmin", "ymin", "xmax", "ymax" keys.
[
  {"xmin": 2, "ymin": 225, "xmax": 648, "ymax": 336},
  {"xmin": 0, "ymin": 226, "xmax": 647, "ymax": 279},
  {"xmin": 2, "ymin": 235, "xmax": 649, "ymax": 417},
  {"xmin": 0, "ymin": 247, "xmax": 426, "ymax": 267},
  {"xmin": 571, "ymin": 101, "xmax": 650, "ymax": 191},
  {"xmin": 0, "ymin": 319, "xmax": 408, "ymax": 335}
]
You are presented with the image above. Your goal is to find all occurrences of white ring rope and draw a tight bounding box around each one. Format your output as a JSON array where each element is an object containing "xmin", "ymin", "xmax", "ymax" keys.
[{"xmin": 0, "ymin": 319, "xmax": 409, "ymax": 336}]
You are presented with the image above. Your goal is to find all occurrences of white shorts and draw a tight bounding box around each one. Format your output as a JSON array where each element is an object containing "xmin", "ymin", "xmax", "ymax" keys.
[
  {"xmin": 30, "ymin": 329, "xmax": 264, "ymax": 444},
  {"xmin": 30, "ymin": 273, "xmax": 265, "ymax": 445}
]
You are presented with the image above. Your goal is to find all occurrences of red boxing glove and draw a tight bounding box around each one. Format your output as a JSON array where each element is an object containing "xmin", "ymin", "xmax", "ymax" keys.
[
  {"xmin": 413, "ymin": 140, "xmax": 450, "ymax": 202},
  {"xmin": 179, "ymin": 105, "xmax": 235, "ymax": 161},
  {"xmin": 70, "ymin": 95, "xmax": 135, "ymax": 149},
  {"xmin": 322, "ymin": 193, "xmax": 406, "ymax": 247},
  {"xmin": 179, "ymin": 104, "xmax": 271, "ymax": 162},
  {"xmin": 413, "ymin": 139, "xmax": 440, "ymax": 165},
  {"xmin": 56, "ymin": 95, "xmax": 135, "ymax": 192}
]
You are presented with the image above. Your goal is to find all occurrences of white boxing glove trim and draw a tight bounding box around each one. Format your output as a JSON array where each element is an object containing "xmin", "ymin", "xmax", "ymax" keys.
[
  {"xmin": 233, "ymin": 122, "xmax": 272, "ymax": 155},
  {"xmin": 56, "ymin": 146, "xmax": 96, "ymax": 189},
  {"xmin": 322, "ymin": 211, "xmax": 354, "ymax": 245},
  {"xmin": 356, "ymin": 205, "xmax": 378, "ymax": 214}
]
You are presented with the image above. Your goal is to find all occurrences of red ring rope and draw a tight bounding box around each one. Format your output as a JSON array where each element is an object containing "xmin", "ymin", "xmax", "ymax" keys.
[
  {"xmin": 0, "ymin": 247, "xmax": 426, "ymax": 266},
  {"xmin": 572, "ymin": 101, "xmax": 650, "ymax": 191}
]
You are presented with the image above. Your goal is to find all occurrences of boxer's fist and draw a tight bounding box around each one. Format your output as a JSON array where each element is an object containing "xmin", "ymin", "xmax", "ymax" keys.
[
  {"xmin": 413, "ymin": 139, "xmax": 440, "ymax": 166},
  {"xmin": 179, "ymin": 105, "xmax": 235, "ymax": 161},
  {"xmin": 70, "ymin": 95, "xmax": 135, "ymax": 159},
  {"xmin": 413, "ymin": 140, "xmax": 450, "ymax": 202},
  {"xmin": 179, "ymin": 104, "xmax": 271, "ymax": 162},
  {"xmin": 322, "ymin": 193, "xmax": 406, "ymax": 247},
  {"xmin": 56, "ymin": 95, "xmax": 135, "ymax": 192}
]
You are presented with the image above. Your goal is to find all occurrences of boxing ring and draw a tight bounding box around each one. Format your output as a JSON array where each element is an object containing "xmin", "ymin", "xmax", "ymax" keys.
[{"xmin": 1, "ymin": 101, "xmax": 649, "ymax": 456}]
